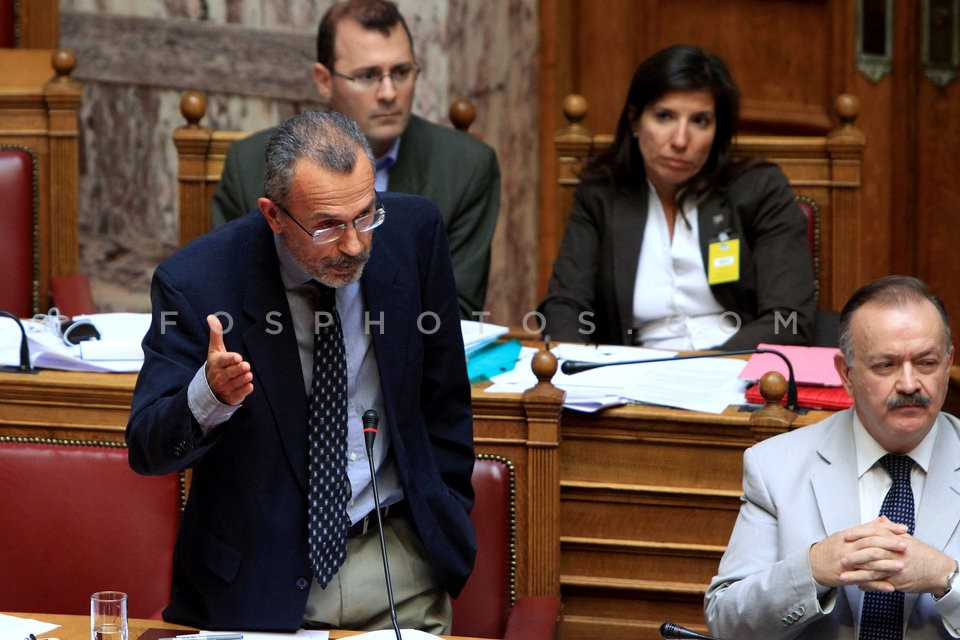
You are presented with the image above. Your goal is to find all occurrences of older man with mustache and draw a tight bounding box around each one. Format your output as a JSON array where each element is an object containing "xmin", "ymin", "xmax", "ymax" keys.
[{"xmin": 705, "ymin": 275, "xmax": 960, "ymax": 640}]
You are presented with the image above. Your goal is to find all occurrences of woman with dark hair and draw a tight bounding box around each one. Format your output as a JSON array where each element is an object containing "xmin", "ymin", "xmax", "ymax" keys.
[{"xmin": 539, "ymin": 44, "xmax": 816, "ymax": 350}]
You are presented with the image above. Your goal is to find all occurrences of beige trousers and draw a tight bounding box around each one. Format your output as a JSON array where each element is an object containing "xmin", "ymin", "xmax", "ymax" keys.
[{"xmin": 304, "ymin": 515, "xmax": 452, "ymax": 634}]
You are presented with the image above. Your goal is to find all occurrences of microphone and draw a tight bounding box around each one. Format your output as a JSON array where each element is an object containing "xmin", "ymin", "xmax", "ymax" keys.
[
  {"xmin": 560, "ymin": 347, "xmax": 798, "ymax": 411},
  {"xmin": 660, "ymin": 622, "xmax": 724, "ymax": 640},
  {"xmin": 361, "ymin": 409, "xmax": 402, "ymax": 640},
  {"xmin": 0, "ymin": 311, "xmax": 37, "ymax": 374}
]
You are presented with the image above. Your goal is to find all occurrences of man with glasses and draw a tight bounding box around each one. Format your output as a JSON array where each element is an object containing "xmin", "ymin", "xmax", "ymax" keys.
[
  {"xmin": 128, "ymin": 110, "xmax": 475, "ymax": 633},
  {"xmin": 212, "ymin": 0, "xmax": 501, "ymax": 319}
]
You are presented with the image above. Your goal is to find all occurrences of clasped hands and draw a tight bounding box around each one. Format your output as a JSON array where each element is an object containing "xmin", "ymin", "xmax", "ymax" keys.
[{"xmin": 810, "ymin": 515, "xmax": 953, "ymax": 596}]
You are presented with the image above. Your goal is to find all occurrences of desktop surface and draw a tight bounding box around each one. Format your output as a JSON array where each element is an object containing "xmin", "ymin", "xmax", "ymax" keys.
[{"xmin": 7, "ymin": 612, "xmax": 485, "ymax": 640}]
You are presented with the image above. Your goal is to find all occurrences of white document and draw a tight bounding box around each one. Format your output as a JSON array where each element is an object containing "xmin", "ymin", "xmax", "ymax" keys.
[
  {"xmin": 0, "ymin": 312, "xmax": 150, "ymax": 372},
  {"xmin": 620, "ymin": 357, "xmax": 748, "ymax": 414},
  {"xmin": 460, "ymin": 319, "xmax": 510, "ymax": 356},
  {"xmin": 188, "ymin": 630, "xmax": 436, "ymax": 640},
  {"xmin": 484, "ymin": 343, "xmax": 748, "ymax": 414},
  {"xmin": 0, "ymin": 612, "xmax": 60, "ymax": 638},
  {"xmin": 189, "ymin": 632, "xmax": 330, "ymax": 640}
]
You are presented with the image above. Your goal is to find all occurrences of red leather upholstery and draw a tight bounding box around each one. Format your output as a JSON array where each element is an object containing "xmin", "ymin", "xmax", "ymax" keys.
[
  {"xmin": 0, "ymin": 439, "xmax": 183, "ymax": 619},
  {"xmin": 0, "ymin": 148, "xmax": 38, "ymax": 318},
  {"xmin": 0, "ymin": 0, "xmax": 14, "ymax": 48},
  {"xmin": 50, "ymin": 271, "xmax": 98, "ymax": 317},
  {"xmin": 452, "ymin": 457, "xmax": 561, "ymax": 640}
]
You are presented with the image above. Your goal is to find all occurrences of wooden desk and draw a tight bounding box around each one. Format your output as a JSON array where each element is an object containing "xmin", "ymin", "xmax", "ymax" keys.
[
  {"xmin": 0, "ymin": 362, "xmax": 833, "ymax": 640},
  {"xmin": 7, "ymin": 611, "xmax": 485, "ymax": 639},
  {"xmin": 556, "ymin": 400, "xmax": 831, "ymax": 639},
  {"xmin": 0, "ymin": 369, "xmax": 133, "ymax": 442}
]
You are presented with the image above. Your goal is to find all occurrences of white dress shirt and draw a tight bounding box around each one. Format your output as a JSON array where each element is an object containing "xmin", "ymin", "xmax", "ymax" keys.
[{"xmin": 632, "ymin": 183, "xmax": 732, "ymax": 349}]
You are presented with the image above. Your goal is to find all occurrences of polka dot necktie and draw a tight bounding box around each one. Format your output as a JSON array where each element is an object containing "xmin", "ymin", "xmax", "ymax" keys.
[
  {"xmin": 859, "ymin": 454, "xmax": 915, "ymax": 640},
  {"xmin": 306, "ymin": 283, "xmax": 349, "ymax": 588}
]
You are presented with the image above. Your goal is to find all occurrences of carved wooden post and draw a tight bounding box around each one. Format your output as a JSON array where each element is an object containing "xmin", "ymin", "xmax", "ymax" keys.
[
  {"xmin": 42, "ymin": 49, "xmax": 82, "ymax": 291},
  {"xmin": 825, "ymin": 93, "xmax": 866, "ymax": 310},
  {"xmin": 173, "ymin": 91, "xmax": 213, "ymax": 247},
  {"xmin": 521, "ymin": 346, "xmax": 564, "ymax": 595}
]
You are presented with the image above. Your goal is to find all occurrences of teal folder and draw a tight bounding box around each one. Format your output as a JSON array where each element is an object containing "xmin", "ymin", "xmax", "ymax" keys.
[{"xmin": 466, "ymin": 339, "xmax": 521, "ymax": 383}]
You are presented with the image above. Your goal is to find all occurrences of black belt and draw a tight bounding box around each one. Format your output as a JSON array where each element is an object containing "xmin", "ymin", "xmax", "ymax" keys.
[{"xmin": 347, "ymin": 501, "xmax": 405, "ymax": 538}]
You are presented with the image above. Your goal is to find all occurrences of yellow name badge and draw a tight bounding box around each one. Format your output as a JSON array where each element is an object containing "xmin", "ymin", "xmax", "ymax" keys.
[{"xmin": 708, "ymin": 238, "xmax": 740, "ymax": 284}]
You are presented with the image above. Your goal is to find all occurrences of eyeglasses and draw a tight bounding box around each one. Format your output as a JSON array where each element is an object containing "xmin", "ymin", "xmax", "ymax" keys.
[
  {"xmin": 331, "ymin": 63, "xmax": 421, "ymax": 91},
  {"xmin": 275, "ymin": 196, "xmax": 386, "ymax": 245}
]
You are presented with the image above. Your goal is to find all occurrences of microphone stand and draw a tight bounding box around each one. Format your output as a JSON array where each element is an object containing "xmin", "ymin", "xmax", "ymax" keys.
[
  {"xmin": 362, "ymin": 409, "xmax": 403, "ymax": 640},
  {"xmin": 0, "ymin": 310, "xmax": 37, "ymax": 374},
  {"xmin": 561, "ymin": 347, "xmax": 798, "ymax": 411}
]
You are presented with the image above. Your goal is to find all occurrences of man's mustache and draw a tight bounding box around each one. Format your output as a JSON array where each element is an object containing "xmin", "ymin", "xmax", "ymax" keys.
[
  {"xmin": 324, "ymin": 251, "xmax": 369, "ymax": 268},
  {"xmin": 887, "ymin": 391, "xmax": 931, "ymax": 410}
]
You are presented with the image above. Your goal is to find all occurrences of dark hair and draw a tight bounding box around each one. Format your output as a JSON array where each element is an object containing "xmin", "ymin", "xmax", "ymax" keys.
[
  {"xmin": 837, "ymin": 275, "xmax": 953, "ymax": 364},
  {"xmin": 582, "ymin": 44, "xmax": 742, "ymax": 206},
  {"xmin": 316, "ymin": 0, "xmax": 414, "ymax": 69},
  {"xmin": 263, "ymin": 110, "xmax": 375, "ymax": 207}
]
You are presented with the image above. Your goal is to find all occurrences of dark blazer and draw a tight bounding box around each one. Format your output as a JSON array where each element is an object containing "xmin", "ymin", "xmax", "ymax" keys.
[
  {"xmin": 126, "ymin": 193, "xmax": 476, "ymax": 631},
  {"xmin": 211, "ymin": 115, "xmax": 501, "ymax": 318},
  {"xmin": 539, "ymin": 163, "xmax": 816, "ymax": 350}
]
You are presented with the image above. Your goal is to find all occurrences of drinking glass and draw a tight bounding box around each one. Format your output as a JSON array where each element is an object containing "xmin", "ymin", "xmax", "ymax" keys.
[{"xmin": 90, "ymin": 591, "xmax": 128, "ymax": 640}]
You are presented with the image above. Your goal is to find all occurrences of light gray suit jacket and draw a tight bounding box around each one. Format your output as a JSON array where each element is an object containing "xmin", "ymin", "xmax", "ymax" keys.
[{"xmin": 705, "ymin": 409, "xmax": 960, "ymax": 640}]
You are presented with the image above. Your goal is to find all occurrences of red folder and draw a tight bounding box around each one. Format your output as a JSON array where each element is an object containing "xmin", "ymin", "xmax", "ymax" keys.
[{"xmin": 744, "ymin": 382, "xmax": 852, "ymax": 410}]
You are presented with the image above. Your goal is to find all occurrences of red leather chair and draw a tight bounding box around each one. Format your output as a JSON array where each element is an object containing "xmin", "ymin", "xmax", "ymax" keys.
[
  {"xmin": 0, "ymin": 147, "xmax": 39, "ymax": 318},
  {"xmin": 49, "ymin": 271, "xmax": 98, "ymax": 317},
  {"xmin": 452, "ymin": 456, "xmax": 562, "ymax": 639},
  {"xmin": 0, "ymin": 437, "xmax": 184, "ymax": 619}
]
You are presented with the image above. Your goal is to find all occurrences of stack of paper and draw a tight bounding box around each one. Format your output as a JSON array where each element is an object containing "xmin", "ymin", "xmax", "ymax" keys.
[
  {"xmin": 0, "ymin": 312, "xmax": 150, "ymax": 372},
  {"xmin": 460, "ymin": 319, "xmax": 510, "ymax": 356},
  {"xmin": 484, "ymin": 343, "xmax": 749, "ymax": 414}
]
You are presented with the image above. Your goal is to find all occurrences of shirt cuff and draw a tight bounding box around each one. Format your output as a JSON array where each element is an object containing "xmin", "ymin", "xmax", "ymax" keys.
[
  {"xmin": 936, "ymin": 582, "xmax": 960, "ymax": 637},
  {"xmin": 187, "ymin": 364, "xmax": 242, "ymax": 434}
]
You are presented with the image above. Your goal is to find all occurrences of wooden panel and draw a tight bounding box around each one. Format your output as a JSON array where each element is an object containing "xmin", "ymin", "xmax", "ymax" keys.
[
  {"xmin": 561, "ymin": 485, "xmax": 740, "ymax": 546},
  {"xmin": 14, "ymin": 0, "xmax": 59, "ymax": 48},
  {"xmin": 915, "ymin": 76, "xmax": 960, "ymax": 327},
  {"xmin": 565, "ymin": 0, "xmax": 837, "ymax": 137},
  {"xmin": 556, "ymin": 401, "xmax": 831, "ymax": 640}
]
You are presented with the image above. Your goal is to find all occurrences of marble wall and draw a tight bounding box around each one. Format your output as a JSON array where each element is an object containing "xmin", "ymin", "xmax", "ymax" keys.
[{"xmin": 58, "ymin": 0, "xmax": 540, "ymax": 324}]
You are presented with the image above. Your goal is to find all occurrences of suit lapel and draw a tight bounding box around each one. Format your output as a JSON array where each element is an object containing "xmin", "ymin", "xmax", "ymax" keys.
[
  {"xmin": 240, "ymin": 229, "xmax": 311, "ymax": 495},
  {"xmin": 611, "ymin": 187, "xmax": 648, "ymax": 342},
  {"xmin": 811, "ymin": 411, "xmax": 866, "ymax": 618},
  {"xmin": 361, "ymin": 228, "xmax": 407, "ymax": 427},
  {"xmin": 904, "ymin": 415, "xmax": 960, "ymax": 616},
  {"xmin": 387, "ymin": 116, "xmax": 426, "ymax": 195},
  {"xmin": 915, "ymin": 415, "xmax": 960, "ymax": 544},
  {"xmin": 697, "ymin": 195, "xmax": 739, "ymax": 310}
]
